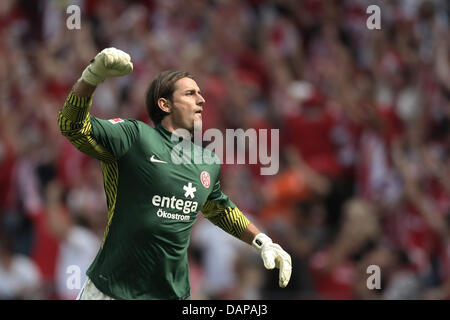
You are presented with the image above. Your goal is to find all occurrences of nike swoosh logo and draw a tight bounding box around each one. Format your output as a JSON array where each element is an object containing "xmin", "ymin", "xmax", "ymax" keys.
[{"xmin": 150, "ymin": 155, "xmax": 167, "ymax": 164}]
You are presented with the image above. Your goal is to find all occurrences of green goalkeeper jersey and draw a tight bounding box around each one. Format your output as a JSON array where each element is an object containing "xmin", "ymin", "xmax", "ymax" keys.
[{"xmin": 58, "ymin": 92, "xmax": 250, "ymax": 300}]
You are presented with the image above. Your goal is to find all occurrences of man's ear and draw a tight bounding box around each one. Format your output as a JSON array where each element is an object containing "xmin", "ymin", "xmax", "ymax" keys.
[{"xmin": 157, "ymin": 98, "xmax": 171, "ymax": 113}]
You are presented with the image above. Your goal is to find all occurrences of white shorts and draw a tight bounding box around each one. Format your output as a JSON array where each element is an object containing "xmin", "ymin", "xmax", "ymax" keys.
[{"xmin": 76, "ymin": 278, "xmax": 115, "ymax": 300}]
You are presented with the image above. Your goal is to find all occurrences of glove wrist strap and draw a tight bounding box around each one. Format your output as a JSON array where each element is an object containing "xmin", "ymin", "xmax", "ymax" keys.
[
  {"xmin": 252, "ymin": 233, "xmax": 272, "ymax": 251},
  {"xmin": 81, "ymin": 65, "xmax": 104, "ymax": 86}
]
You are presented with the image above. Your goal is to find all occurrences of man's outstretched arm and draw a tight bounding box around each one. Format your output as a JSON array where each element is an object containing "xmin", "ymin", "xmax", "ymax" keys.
[{"xmin": 202, "ymin": 197, "xmax": 292, "ymax": 288}]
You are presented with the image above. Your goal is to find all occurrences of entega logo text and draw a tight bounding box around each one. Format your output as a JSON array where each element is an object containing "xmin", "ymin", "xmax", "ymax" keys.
[{"xmin": 152, "ymin": 195, "xmax": 198, "ymax": 214}]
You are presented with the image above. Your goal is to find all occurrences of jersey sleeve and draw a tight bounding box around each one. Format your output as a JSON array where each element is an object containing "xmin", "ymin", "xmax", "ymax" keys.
[
  {"xmin": 201, "ymin": 177, "xmax": 251, "ymax": 239},
  {"xmin": 58, "ymin": 91, "xmax": 139, "ymax": 161}
]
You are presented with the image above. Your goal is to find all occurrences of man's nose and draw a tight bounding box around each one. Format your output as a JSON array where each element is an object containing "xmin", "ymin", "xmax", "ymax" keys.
[{"xmin": 197, "ymin": 94, "xmax": 205, "ymax": 106}]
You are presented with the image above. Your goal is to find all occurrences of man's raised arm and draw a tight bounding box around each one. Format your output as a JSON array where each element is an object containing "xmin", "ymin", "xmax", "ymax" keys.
[{"xmin": 57, "ymin": 48, "xmax": 133, "ymax": 161}]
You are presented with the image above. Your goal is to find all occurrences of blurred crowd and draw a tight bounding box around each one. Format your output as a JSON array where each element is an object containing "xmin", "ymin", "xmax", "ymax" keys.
[{"xmin": 0, "ymin": 0, "xmax": 449, "ymax": 300}]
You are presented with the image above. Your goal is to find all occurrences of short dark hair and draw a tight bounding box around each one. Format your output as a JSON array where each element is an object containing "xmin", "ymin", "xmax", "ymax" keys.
[{"xmin": 145, "ymin": 70, "xmax": 195, "ymax": 125}]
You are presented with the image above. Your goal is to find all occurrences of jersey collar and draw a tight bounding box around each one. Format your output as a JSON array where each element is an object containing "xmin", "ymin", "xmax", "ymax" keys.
[{"xmin": 155, "ymin": 124, "xmax": 186, "ymax": 144}]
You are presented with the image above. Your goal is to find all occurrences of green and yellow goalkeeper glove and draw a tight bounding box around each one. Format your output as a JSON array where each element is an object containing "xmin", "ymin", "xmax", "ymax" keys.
[
  {"xmin": 80, "ymin": 47, "xmax": 133, "ymax": 86},
  {"xmin": 252, "ymin": 233, "xmax": 292, "ymax": 288}
]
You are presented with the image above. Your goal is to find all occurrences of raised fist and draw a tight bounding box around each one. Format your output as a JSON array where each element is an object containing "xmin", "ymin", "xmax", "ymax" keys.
[{"xmin": 81, "ymin": 47, "xmax": 133, "ymax": 86}]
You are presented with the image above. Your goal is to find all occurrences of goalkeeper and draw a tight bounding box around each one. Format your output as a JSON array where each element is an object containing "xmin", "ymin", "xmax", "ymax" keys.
[{"xmin": 58, "ymin": 48, "xmax": 291, "ymax": 300}]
